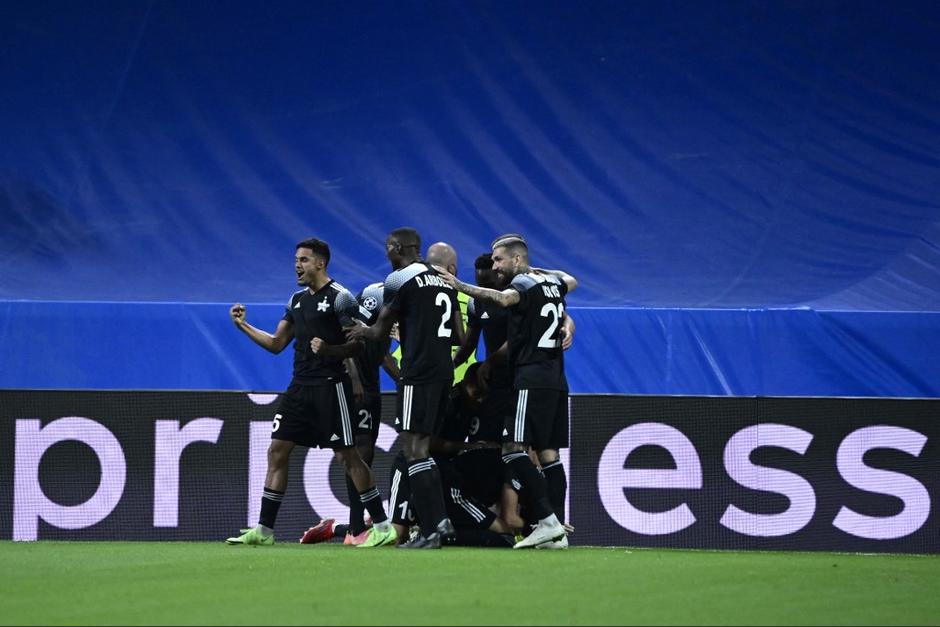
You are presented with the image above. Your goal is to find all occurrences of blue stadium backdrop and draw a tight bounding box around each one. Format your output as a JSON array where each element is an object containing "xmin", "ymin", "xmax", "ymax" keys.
[{"xmin": 1, "ymin": 1, "xmax": 939, "ymax": 548}]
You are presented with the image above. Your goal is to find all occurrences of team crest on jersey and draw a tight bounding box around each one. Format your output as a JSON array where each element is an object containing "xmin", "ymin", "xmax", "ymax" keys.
[
  {"xmin": 317, "ymin": 296, "xmax": 330, "ymax": 312},
  {"xmin": 363, "ymin": 296, "xmax": 378, "ymax": 311}
]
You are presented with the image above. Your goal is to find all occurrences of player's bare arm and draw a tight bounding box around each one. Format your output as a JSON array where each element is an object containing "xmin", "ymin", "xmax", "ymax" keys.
[
  {"xmin": 560, "ymin": 312, "xmax": 576, "ymax": 350},
  {"xmin": 310, "ymin": 337, "xmax": 364, "ymax": 359},
  {"xmin": 345, "ymin": 304, "xmax": 397, "ymax": 342},
  {"xmin": 453, "ymin": 324, "xmax": 481, "ymax": 367},
  {"xmin": 429, "ymin": 435, "xmax": 469, "ymax": 458},
  {"xmin": 433, "ymin": 266, "xmax": 520, "ymax": 308},
  {"xmin": 478, "ymin": 339, "xmax": 508, "ymax": 382},
  {"xmin": 230, "ymin": 303, "xmax": 293, "ymax": 354},
  {"xmin": 530, "ymin": 267, "xmax": 578, "ymax": 292},
  {"xmin": 344, "ymin": 356, "xmax": 366, "ymax": 406},
  {"xmin": 486, "ymin": 340, "xmax": 509, "ymax": 365},
  {"xmin": 382, "ymin": 353, "xmax": 400, "ymax": 380},
  {"xmin": 450, "ymin": 297, "xmax": 466, "ymax": 346}
]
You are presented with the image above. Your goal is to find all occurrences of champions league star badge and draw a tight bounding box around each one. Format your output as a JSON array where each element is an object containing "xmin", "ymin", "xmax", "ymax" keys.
[{"xmin": 363, "ymin": 296, "xmax": 378, "ymax": 311}]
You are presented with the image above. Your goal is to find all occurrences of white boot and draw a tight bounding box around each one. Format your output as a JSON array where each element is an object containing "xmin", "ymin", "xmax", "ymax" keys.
[
  {"xmin": 513, "ymin": 515, "xmax": 565, "ymax": 549},
  {"xmin": 535, "ymin": 534, "xmax": 569, "ymax": 550}
]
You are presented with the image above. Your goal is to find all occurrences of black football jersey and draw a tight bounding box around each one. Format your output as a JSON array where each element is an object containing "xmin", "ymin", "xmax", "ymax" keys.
[
  {"xmin": 383, "ymin": 262, "xmax": 458, "ymax": 384},
  {"xmin": 467, "ymin": 297, "xmax": 512, "ymax": 390},
  {"xmin": 436, "ymin": 387, "xmax": 494, "ymax": 446},
  {"xmin": 282, "ymin": 280, "xmax": 358, "ymax": 383},
  {"xmin": 506, "ymin": 272, "xmax": 569, "ymax": 391},
  {"xmin": 354, "ymin": 282, "xmax": 391, "ymax": 397},
  {"xmin": 438, "ymin": 387, "xmax": 472, "ymax": 444}
]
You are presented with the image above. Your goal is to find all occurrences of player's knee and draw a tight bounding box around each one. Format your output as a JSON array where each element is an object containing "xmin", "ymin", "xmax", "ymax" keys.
[
  {"xmin": 267, "ymin": 441, "xmax": 293, "ymax": 467},
  {"xmin": 333, "ymin": 447, "xmax": 361, "ymax": 471},
  {"xmin": 538, "ymin": 449, "xmax": 559, "ymax": 465},
  {"xmin": 355, "ymin": 436, "xmax": 374, "ymax": 464}
]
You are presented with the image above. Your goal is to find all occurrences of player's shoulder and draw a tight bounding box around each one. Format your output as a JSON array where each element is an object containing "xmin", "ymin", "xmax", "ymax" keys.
[
  {"xmin": 325, "ymin": 280, "xmax": 355, "ymax": 302},
  {"xmin": 513, "ymin": 272, "xmax": 561, "ymax": 289},
  {"xmin": 510, "ymin": 273, "xmax": 539, "ymax": 291},
  {"xmin": 328, "ymin": 280, "xmax": 352, "ymax": 295},
  {"xmin": 385, "ymin": 262, "xmax": 428, "ymax": 290},
  {"xmin": 287, "ymin": 288, "xmax": 306, "ymax": 307},
  {"xmin": 358, "ymin": 282, "xmax": 385, "ymax": 320},
  {"xmin": 358, "ymin": 281, "xmax": 385, "ymax": 303}
]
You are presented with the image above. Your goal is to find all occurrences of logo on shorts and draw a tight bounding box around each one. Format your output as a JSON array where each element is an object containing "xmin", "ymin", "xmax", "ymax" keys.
[
  {"xmin": 363, "ymin": 296, "xmax": 378, "ymax": 311},
  {"xmin": 481, "ymin": 311, "xmax": 490, "ymax": 319},
  {"xmin": 394, "ymin": 417, "xmax": 401, "ymax": 426},
  {"xmin": 329, "ymin": 433, "xmax": 340, "ymax": 441},
  {"xmin": 318, "ymin": 297, "xmax": 330, "ymax": 312}
]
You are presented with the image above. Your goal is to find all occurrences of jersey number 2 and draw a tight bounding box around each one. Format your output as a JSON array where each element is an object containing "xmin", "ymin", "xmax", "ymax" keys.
[
  {"xmin": 435, "ymin": 292, "xmax": 453, "ymax": 338},
  {"xmin": 538, "ymin": 303, "xmax": 565, "ymax": 348}
]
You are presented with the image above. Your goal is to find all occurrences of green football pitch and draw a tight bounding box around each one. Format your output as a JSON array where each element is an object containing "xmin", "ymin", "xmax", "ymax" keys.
[{"xmin": 1, "ymin": 542, "xmax": 937, "ymax": 625}]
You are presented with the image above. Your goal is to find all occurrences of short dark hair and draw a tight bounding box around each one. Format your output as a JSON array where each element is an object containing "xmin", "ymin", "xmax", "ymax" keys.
[
  {"xmin": 389, "ymin": 227, "xmax": 421, "ymax": 251},
  {"xmin": 474, "ymin": 253, "xmax": 493, "ymax": 270},
  {"xmin": 296, "ymin": 238, "xmax": 330, "ymax": 266}
]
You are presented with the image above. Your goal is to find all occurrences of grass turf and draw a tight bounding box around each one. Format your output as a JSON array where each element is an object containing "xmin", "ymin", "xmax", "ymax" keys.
[{"xmin": 1, "ymin": 542, "xmax": 937, "ymax": 625}]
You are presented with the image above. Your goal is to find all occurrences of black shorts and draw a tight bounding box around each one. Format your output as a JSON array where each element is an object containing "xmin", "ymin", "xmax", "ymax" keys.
[
  {"xmin": 397, "ymin": 380, "xmax": 450, "ymax": 435},
  {"xmin": 437, "ymin": 457, "xmax": 496, "ymax": 531},
  {"xmin": 389, "ymin": 452, "xmax": 496, "ymax": 531},
  {"xmin": 445, "ymin": 484, "xmax": 496, "ymax": 531},
  {"xmin": 353, "ymin": 393, "xmax": 382, "ymax": 442},
  {"xmin": 475, "ymin": 383, "xmax": 512, "ymax": 443},
  {"xmin": 505, "ymin": 388, "xmax": 569, "ymax": 451},
  {"xmin": 272, "ymin": 377, "xmax": 355, "ymax": 449}
]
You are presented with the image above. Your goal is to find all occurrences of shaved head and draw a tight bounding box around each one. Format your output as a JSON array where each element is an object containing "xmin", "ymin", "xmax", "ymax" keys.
[{"xmin": 426, "ymin": 241, "xmax": 457, "ymax": 270}]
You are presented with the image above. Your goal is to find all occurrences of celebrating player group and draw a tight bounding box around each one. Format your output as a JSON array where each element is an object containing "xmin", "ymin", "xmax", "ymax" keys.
[{"xmin": 227, "ymin": 227, "xmax": 577, "ymax": 549}]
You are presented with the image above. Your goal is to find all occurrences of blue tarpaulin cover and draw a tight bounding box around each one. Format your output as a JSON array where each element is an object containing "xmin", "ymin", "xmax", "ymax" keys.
[{"xmin": 1, "ymin": 1, "xmax": 938, "ymax": 395}]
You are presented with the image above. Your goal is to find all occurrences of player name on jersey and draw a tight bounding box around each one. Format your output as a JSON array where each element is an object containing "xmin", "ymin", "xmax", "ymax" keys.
[
  {"xmin": 541, "ymin": 284, "xmax": 561, "ymax": 298},
  {"xmin": 415, "ymin": 274, "xmax": 454, "ymax": 290}
]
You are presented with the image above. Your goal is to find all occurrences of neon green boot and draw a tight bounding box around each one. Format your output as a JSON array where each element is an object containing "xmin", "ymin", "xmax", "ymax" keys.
[
  {"xmin": 357, "ymin": 525, "xmax": 397, "ymax": 548},
  {"xmin": 225, "ymin": 526, "xmax": 274, "ymax": 546}
]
